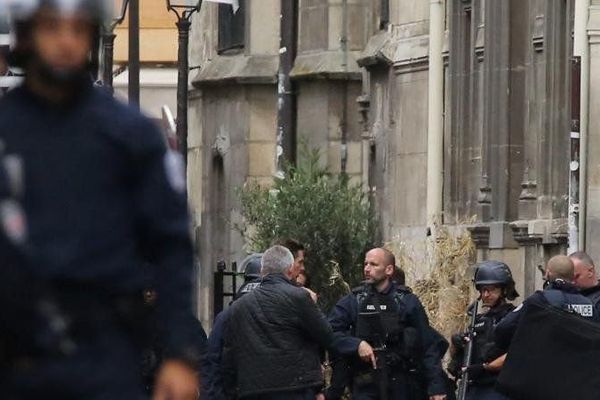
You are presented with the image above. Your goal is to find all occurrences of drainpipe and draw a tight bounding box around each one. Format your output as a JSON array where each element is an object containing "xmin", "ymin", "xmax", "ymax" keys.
[
  {"xmin": 427, "ymin": 0, "xmax": 444, "ymax": 229},
  {"xmin": 277, "ymin": 0, "xmax": 298, "ymax": 173},
  {"xmin": 574, "ymin": 0, "xmax": 590, "ymax": 251},
  {"xmin": 569, "ymin": 56, "xmax": 581, "ymax": 255},
  {"xmin": 340, "ymin": 0, "xmax": 349, "ymax": 173}
]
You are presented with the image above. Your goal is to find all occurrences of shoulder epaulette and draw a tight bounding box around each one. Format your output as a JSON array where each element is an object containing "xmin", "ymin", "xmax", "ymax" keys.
[
  {"xmin": 396, "ymin": 285, "xmax": 413, "ymax": 294},
  {"xmin": 351, "ymin": 285, "xmax": 366, "ymax": 294}
]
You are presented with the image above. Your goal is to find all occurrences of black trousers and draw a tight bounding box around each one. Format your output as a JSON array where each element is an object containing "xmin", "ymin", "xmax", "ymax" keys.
[
  {"xmin": 243, "ymin": 388, "xmax": 318, "ymax": 400},
  {"xmin": 352, "ymin": 373, "xmax": 414, "ymax": 400},
  {"xmin": 5, "ymin": 325, "xmax": 145, "ymax": 400},
  {"xmin": 466, "ymin": 385, "xmax": 511, "ymax": 400}
]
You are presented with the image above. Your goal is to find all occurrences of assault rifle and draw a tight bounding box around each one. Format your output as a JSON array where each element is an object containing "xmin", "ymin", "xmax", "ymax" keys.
[{"xmin": 457, "ymin": 299, "xmax": 480, "ymax": 400}]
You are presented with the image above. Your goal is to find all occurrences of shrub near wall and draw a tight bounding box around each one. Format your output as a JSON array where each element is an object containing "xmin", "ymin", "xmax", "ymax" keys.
[{"xmin": 238, "ymin": 149, "xmax": 377, "ymax": 311}]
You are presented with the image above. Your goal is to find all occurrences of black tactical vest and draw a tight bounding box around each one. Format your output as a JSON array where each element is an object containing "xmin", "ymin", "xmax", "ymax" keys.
[
  {"xmin": 543, "ymin": 288, "xmax": 595, "ymax": 319},
  {"xmin": 471, "ymin": 302, "xmax": 515, "ymax": 366},
  {"xmin": 354, "ymin": 286, "xmax": 406, "ymax": 349}
]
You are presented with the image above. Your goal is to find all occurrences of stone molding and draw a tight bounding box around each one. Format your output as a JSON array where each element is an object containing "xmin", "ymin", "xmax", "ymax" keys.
[
  {"xmin": 192, "ymin": 54, "xmax": 279, "ymax": 87},
  {"xmin": 290, "ymin": 50, "xmax": 362, "ymax": 80},
  {"xmin": 467, "ymin": 224, "xmax": 490, "ymax": 249},
  {"xmin": 510, "ymin": 218, "xmax": 568, "ymax": 246}
]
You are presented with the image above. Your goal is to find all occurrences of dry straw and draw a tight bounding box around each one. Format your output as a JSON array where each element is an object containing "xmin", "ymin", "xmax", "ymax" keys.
[{"xmin": 385, "ymin": 225, "xmax": 476, "ymax": 340}]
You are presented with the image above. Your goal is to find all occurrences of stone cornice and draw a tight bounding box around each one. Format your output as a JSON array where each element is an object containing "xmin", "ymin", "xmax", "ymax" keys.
[
  {"xmin": 466, "ymin": 224, "xmax": 490, "ymax": 249},
  {"xmin": 290, "ymin": 51, "xmax": 362, "ymax": 81},
  {"xmin": 587, "ymin": 6, "xmax": 600, "ymax": 43},
  {"xmin": 509, "ymin": 218, "xmax": 568, "ymax": 245},
  {"xmin": 192, "ymin": 54, "xmax": 278, "ymax": 87}
]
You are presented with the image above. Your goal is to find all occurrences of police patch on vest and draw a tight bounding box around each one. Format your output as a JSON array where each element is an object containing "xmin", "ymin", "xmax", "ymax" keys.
[
  {"xmin": 164, "ymin": 150, "xmax": 186, "ymax": 194},
  {"xmin": 568, "ymin": 304, "xmax": 594, "ymax": 317},
  {"xmin": 366, "ymin": 304, "xmax": 387, "ymax": 311},
  {"xmin": 240, "ymin": 282, "xmax": 260, "ymax": 293}
]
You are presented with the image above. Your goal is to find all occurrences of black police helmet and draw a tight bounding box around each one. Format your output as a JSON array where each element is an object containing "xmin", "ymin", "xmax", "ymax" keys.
[
  {"xmin": 6, "ymin": 0, "xmax": 109, "ymax": 69},
  {"xmin": 473, "ymin": 260, "xmax": 519, "ymax": 301},
  {"xmin": 240, "ymin": 253, "xmax": 263, "ymax": 281}
]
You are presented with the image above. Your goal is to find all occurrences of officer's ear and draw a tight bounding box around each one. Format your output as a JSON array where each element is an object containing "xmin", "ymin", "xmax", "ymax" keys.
[{"xmin": 385, "ymin": 264, "xmax": 395, "ymax": 277}]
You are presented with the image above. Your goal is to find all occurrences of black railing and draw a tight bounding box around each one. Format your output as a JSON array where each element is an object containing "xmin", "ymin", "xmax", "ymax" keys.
[{"xmin": 213, "ymin": 260, "xmax": 244, "ymax": 319}]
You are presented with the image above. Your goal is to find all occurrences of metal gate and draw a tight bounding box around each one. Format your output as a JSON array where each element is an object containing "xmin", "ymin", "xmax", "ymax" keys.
[{"xmin": 213, "ymin": 260, "xmax": 244, "ymax": 320}]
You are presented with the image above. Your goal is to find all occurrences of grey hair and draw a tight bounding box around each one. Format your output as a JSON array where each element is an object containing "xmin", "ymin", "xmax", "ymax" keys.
[
  {"xmin": 261, "ymin": 245, "xmax": 294, "ymax": 275},
  {"xmin": 569, "ymin": 251, "xmax": 595, "ymax": 268}
]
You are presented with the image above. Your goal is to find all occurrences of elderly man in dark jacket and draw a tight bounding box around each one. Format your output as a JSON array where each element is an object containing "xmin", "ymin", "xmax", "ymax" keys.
[{"xmin": 222, "ymin": 245, "xmax": 351, "ymax": 400}]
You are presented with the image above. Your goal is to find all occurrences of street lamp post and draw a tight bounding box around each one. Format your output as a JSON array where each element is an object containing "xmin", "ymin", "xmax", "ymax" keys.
[
  {"xmin": 102, "ymin": 0, "xmax": 129, "ymax": 89},
  {"xmin": 166, "ymin": 0, "xmax": 202, "ymax": 162}
]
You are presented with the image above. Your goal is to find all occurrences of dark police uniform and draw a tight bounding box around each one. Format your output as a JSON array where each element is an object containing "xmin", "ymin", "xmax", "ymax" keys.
[
  {"xmin": 581, "ymin": 282, "xmax": 600, "ymax": 316},
  {"xmin": 329, "ymin": 282, "xmax": 447, "ymax": 399},
  {"xmin": 495, "ymin": 279, "xmax": 600, "ymax": 352},
  {"xmin": 0, "ymin": 82, "xmax": 204, "ymax": 399},
  {"xmin": 234, "ymin": 279, "xmax": 261, "ymax": 301},
  {"xmin": 203, "ymin": 277, "xmax": 261, "ymax": 400},
  {"xmin": 450, "ymin": 303, "xmax": 514, "ymax": 400}
]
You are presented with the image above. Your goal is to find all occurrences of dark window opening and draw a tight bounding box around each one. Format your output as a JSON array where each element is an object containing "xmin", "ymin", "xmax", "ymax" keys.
[
  {"xmin": 218, "ymin": 0, "xmax": 245, "ymax": 54},
  {"xmin": 380, "ymin": 0, "xmax": 390, "ymax": 30}
]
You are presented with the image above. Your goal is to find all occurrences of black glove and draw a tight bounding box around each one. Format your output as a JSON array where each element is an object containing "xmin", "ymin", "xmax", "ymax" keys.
[
  {"xmin": 465, "ymin": 363, "xmax": 486, "ymax": 380},
  {"xmin": 451, "ymin": 333, "xmax": 467, "ymax": 351}
]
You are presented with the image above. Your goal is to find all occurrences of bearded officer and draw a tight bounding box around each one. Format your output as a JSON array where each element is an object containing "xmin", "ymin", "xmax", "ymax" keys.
[{"xmin": 328, "ymin": 247, "xmax": 448, "ymax": 400}]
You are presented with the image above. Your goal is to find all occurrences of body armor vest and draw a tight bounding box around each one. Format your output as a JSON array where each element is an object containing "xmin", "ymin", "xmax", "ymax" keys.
[
  {"xmin": 354, "ymin": 287, "xmax": 405, "ymax": 347},
  {"xmin": 471, "ymin": 302, "xmax": 514, "ymax": 366},
  {"xmin": 353, "ymin": 285, "xmax": 422, "ymax": 373},
  {"xmin": 543, "ymin": 289, "xmax": 595, "ymax": 319}
]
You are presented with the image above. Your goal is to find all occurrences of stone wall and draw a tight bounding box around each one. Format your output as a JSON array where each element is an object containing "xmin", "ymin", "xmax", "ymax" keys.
[{"xmin": 187, "ymin": 0, "xmax": 597, "ymax": 325}]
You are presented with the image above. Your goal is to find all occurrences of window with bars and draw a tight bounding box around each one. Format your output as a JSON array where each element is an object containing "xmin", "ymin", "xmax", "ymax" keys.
[{"xmin": 218, "ymin": 1, "xmax": 245, "ymax": 54}]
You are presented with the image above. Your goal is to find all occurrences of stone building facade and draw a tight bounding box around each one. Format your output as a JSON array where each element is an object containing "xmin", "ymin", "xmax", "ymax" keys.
[{"xmin": 188, "ymin": 0, "xmax": 600, "ymax": 327}]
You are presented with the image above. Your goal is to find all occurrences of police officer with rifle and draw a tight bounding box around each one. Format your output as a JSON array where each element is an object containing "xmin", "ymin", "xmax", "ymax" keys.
[
  {"xmin": 449, "ymin": 261, "xmax": 518, "ymax": 400},
  {"xmin": 328, "ymin": 247, "xmax": 448, "ymax": 400}
]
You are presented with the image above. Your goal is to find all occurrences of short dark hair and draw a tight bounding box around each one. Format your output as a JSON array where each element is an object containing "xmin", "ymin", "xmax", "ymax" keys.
[
  {"xmin": 569, "ymin": 251, "xmax": 595, "ymax": 268},
  {"xmin": 393, "ymin": 266, "xmax": 406, "ymax": 286},
  {"xmin": 275, "ymin": 238, "xmax": 305, "ymax": 258}
]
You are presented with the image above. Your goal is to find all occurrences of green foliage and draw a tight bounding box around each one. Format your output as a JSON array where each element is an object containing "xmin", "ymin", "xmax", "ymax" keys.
[{"xmin": 238, "ymin": 148, "xmax": 377, "ymax": 311}]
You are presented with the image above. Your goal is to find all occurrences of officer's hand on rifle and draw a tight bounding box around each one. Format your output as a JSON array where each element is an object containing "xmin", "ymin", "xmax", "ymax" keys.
[
  {"xmin": 462, "ymin": 363, "xmax": 486, "ymax": 380},
  {"xmin": 485, "ymin": 354, "xmax": 506, "ymax": 372},
  {"xmin": 451, "ymin": 333, "xmax": 469, "ymax": 348},
  {"xmin": 153, "ymin": 360, "xmax": 199, "ymax": 400},
  {"xmin": 358, "ymin": 340, "xmax": 377, "ymax": 369}
]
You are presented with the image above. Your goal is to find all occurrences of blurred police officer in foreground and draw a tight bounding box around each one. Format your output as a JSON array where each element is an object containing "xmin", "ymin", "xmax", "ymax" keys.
[
  {"xmin": 0, "ymin": 1, "xmax": 204, "ymax": 398},
  {"xmin": 328, "ymin": 247, "xmax": 448, "ymax": 400},
  {"xmin": 449, "ymin": 261, "xmax": 518, "ymax": 400},
  {"xmin": 495, "ymin": 255, "xmax": 600, "ymax": 352}
]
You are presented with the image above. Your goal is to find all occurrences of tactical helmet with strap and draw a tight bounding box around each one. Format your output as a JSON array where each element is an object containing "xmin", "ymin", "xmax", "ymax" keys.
[{"xmin": 474, "ymin": 260, "xmax": 520, "ymax": 301}]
